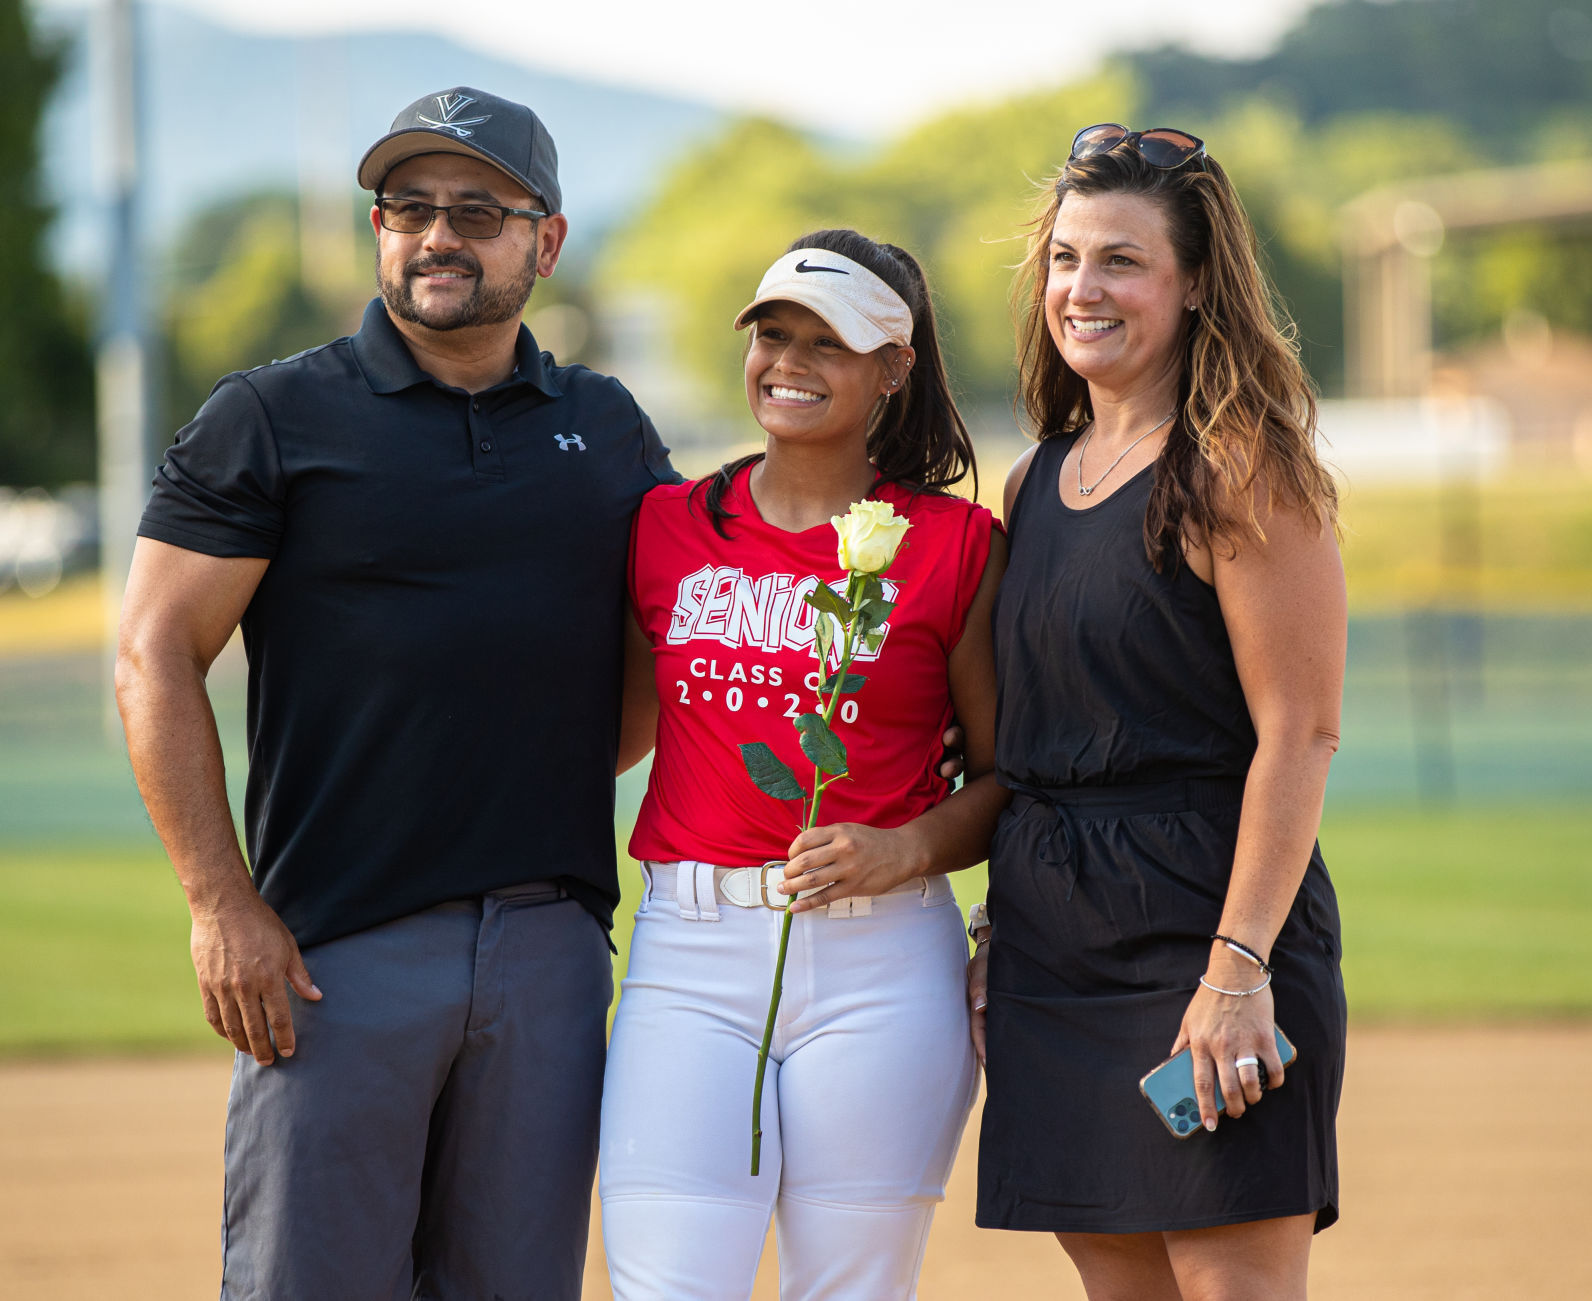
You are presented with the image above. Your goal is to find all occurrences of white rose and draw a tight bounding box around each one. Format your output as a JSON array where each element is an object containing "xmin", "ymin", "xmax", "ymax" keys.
[{"xmin": 831, "ymin": 500, "xmax": 911, "ymax": 575}]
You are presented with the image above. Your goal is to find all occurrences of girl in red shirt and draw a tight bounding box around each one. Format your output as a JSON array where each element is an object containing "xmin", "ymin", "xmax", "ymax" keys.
[{"xmin": 600, "ymin": 229, "xmax": 1007, "ymax": 1299}]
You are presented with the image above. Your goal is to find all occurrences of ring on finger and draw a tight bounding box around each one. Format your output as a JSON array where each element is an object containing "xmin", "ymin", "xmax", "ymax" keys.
[{"xmin": 1234, "ymin": 1055, "xmax": 1260, "ymax": 1070}]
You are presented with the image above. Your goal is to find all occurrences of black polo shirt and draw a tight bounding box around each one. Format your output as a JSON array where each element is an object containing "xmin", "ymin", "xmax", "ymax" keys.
[{"xmin": 139, "ymin": 298, "xmax": 677, "ymax": 948}]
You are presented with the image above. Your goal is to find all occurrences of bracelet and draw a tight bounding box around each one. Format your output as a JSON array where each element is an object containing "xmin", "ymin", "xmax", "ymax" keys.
[
  {"xmin": 1211, "ymin": 933, "xmax": 1274, "ymax": 975},
  {"xmin": 1199, "ymin": 971, "xmax": 1273, "ymax": 997}
]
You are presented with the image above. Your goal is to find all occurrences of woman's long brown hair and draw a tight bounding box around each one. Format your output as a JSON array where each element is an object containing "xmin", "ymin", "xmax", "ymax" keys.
[{"xmin": 1014, "ymin": 146, "xmax": 1338, "ymax": 567}]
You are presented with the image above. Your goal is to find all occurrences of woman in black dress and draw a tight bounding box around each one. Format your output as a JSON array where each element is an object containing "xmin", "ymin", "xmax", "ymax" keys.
[{"xmin": 967, "ymin": 125, "xmax": 1347, "ymax": 1298}]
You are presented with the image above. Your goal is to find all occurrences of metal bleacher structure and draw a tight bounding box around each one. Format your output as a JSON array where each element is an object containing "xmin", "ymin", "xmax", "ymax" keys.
[{"xmin": 1340, "ymin": 160, "xmax": 1592, "ymax": 399}]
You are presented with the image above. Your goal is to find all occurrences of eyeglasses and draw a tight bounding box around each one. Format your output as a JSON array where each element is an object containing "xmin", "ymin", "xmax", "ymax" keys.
[
  {"xmin": 376, "ymin": 198, "xmax": 547, "ymax": 239},
  {"xmin": 1068, "ymin": 123, "xmax": 1206, "ymax": 171}
]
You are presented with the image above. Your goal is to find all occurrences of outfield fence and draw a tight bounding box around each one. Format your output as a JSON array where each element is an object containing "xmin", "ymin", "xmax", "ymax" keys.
[{"xmin": 1, "ymin": 611, "xmax": 1587, "ymax": 843}]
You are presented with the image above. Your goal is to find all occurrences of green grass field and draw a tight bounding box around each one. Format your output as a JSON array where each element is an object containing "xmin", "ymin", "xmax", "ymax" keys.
[
  {"xmin": 3, "ymin": 491, "xmax": 1587, "ymax": 1055},
  {"xmin": 0, "ymin": 844, "xmax": 217, "ymax": 1053},
  {"xmin": 2, "ymin": 803, "xmax": 1587, "ymax": 1056}
]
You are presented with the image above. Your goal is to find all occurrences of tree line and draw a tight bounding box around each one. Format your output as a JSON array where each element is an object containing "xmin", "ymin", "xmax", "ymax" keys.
[{"xmin": 7, "ymin": 0, "xmax": 1592, "ymax": 484}]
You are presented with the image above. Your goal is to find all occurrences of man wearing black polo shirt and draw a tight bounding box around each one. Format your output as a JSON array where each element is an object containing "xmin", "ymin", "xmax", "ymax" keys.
[{"xmin": 115, "ymin": 89, "xmax": 672, "ymax": 1299}]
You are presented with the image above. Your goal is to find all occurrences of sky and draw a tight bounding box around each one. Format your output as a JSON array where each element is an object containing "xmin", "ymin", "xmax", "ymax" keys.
[{"xmin": 33, "ymin": 0, "xmax": 1326, "ymax": 135}]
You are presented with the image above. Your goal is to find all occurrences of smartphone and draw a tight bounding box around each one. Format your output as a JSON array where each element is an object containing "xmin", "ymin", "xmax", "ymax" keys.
[{"xmin": 1139, "ymin": 1026, "xmax": 1298, "ymax": 1138}]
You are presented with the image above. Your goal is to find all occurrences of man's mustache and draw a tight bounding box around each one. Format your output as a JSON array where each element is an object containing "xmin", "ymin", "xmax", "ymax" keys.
[{"xmin": 406, "ymin": 255, "xmax": 481, "ymax": 277}]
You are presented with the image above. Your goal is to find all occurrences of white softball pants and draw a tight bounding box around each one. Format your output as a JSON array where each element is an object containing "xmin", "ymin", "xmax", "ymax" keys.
[{"xmin": 599, "ymin": 863, "xmax": 978, "ymax": 1301}]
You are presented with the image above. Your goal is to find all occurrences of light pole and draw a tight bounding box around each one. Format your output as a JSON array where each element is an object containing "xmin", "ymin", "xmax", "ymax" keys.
[{"xmin": 94, "ymin": 0, "xmax": 152, "ymax": 738}]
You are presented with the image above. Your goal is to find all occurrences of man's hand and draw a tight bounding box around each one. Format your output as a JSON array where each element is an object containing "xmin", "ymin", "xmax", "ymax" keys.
[
  {"xmin": 938, "ymin": 723, "xmax": 966, "ymax": 782},
  {"xmin": 191, "ymin": 892, "xmax": 321, "ymax": 1064}
]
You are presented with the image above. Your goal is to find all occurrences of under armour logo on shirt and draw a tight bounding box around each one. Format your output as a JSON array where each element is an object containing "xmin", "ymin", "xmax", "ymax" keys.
[{"xmin": 554, "ymin": 434, "xmax": 586, "ymax": 451}]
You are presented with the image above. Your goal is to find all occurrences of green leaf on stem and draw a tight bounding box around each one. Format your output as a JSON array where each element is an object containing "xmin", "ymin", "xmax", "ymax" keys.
[
  {"xmin": 820, "ymin": 671, "xmax": 868, "ymax": 694},
  {"xmin": 813, "ymin": 613, "xmax": 836, "ymax": 666},
  {"xmin": 855, "ymin": 598, "xmax": 896, "ymax": 633},
  {"xmin": 739, "ymin": 743, "xmax": 806, "ymax": 801},
  {"xmin": 794, "ymin": 712, "xmax": 849, "ymax": 776},
  {"xmin": 804, "ymin": 582, "xmax": 851, "ymax": 621},
  {"xmin": 865, "ymin": 627, "xmax": 887, "ymax": 653},
  {"xmin": 856, "ymin": 574, "xmax": 885, "ymax": 605}
]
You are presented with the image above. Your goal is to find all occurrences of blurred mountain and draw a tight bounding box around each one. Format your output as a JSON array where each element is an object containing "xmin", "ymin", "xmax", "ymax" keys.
[
  {"xmin": 35, "ymin": 1, "xmax": 731, "ymax": 279},
  {"xmin": 1129, "ymin": 0, "xmax": 1592, "ymax": 145}
]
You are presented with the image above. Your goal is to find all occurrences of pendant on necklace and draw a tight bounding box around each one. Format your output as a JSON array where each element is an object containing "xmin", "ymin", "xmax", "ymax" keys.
[{"xmin": 1075, "ymin": 410, "xmax": 1176, "ymax": 499}]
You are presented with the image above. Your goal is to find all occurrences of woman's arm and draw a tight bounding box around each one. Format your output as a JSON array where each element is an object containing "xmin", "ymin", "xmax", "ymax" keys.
[
  {"xmin": 1003, "ymin": 444, "xmax": 1038, "ymax": 524},
  {"xmin": 780, "ymin": 530, "xmax": 1011, "ymax": 912},
  {"xmin": 616, "ymin": 608, "xmax": 660, "ymax": 776},
  {"xmin": 1173, "ymin": 493, "xmax": 1346, "ymax": 1129},
  {"xmin": 957, "ymin": 445, "xmax": 1038, "ymax": 1058},
  {"xmin": 933, "ymin": 444, "xmax": 1031, "ymax": 781}
]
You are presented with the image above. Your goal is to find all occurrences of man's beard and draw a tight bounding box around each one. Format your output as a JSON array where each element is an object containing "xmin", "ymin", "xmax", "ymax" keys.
[{"xmin": 378, "ymin": 248, "xmax": 537, "ymax": 331}]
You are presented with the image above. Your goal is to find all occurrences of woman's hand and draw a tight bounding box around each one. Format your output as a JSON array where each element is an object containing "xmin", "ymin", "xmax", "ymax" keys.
[
  {"xmin": 777, "ymin": 822, "xmax": 927, "ymax": 914},
  {"xmin": 1170, "ymin": 948, "xmax": 1286, "ymax": 1131},
  {"xmin": 967, "ymin": 940, "xmax": 989, "ymax": 1067}
]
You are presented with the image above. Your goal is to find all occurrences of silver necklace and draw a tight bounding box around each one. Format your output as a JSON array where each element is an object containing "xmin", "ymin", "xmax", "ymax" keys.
[{"xmin": 1076, "ymin": 411, "xmax": 1176, "ymax": 496}]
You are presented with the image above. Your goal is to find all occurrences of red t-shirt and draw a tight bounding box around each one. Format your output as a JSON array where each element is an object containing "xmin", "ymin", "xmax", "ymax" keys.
[{"xmin": 629, "ymin": 465, "xmax": 996, "ymax": 866}]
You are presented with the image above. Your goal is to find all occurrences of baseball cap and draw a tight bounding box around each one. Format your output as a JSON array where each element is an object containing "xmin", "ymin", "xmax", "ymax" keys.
[
  {"xmin": 358, "ymin": 87, "xmax": 562, "ymax": 214},
  {"xmin": 733, "ymin": 249, "xmax": 914, "ymax": 352}
]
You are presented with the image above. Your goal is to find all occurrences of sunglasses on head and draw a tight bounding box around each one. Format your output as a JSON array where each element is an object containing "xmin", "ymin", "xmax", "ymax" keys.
[{"xmin": 1068, "ymin": 123, "xmax": 1206, "ymax": 171}]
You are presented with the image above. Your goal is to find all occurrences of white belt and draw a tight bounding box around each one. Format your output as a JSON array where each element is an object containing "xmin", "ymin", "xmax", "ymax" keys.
[{"xmin": 641, "ymin": 860, "xmax": 949, "ymax": 921}]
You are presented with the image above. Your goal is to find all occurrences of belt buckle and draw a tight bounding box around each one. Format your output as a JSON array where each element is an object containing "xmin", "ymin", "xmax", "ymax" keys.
[{"xmin": 758, "ymin": 861, "xmax": 790, "ymax": 911}]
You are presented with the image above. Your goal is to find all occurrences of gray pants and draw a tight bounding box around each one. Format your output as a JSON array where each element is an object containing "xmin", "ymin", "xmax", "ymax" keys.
[{"xmin": 220, "ymin": 887, "xmax": 612, "ymax": 1301}]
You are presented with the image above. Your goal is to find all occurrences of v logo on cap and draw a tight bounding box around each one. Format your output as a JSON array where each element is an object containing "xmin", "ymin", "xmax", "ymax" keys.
[{"xmin": 418, "ymin": 93, "xmax": 491, "ymax": 139}]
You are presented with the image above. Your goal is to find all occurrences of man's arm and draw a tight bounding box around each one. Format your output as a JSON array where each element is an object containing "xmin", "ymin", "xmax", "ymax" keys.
[{"xmin": 115, "ymin": 538, "xmax": 319, "ymax": 1064}]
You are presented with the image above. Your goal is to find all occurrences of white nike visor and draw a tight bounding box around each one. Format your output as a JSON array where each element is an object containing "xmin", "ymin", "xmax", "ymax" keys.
[{"xmin": 733, "ymin": 249, "xmax": 914, "ymax": 352}]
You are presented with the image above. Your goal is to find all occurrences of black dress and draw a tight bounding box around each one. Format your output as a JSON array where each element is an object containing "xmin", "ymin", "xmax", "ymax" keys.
[{"xmin": 976, "ymin": 434, "xmax": 1346, "ymax": 1234}]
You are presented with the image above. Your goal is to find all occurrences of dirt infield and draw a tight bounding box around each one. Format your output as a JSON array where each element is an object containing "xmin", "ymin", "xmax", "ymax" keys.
[{"xmin": 2, "ymin": 1024, "xmax": 1587, "ymax": 1299}]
